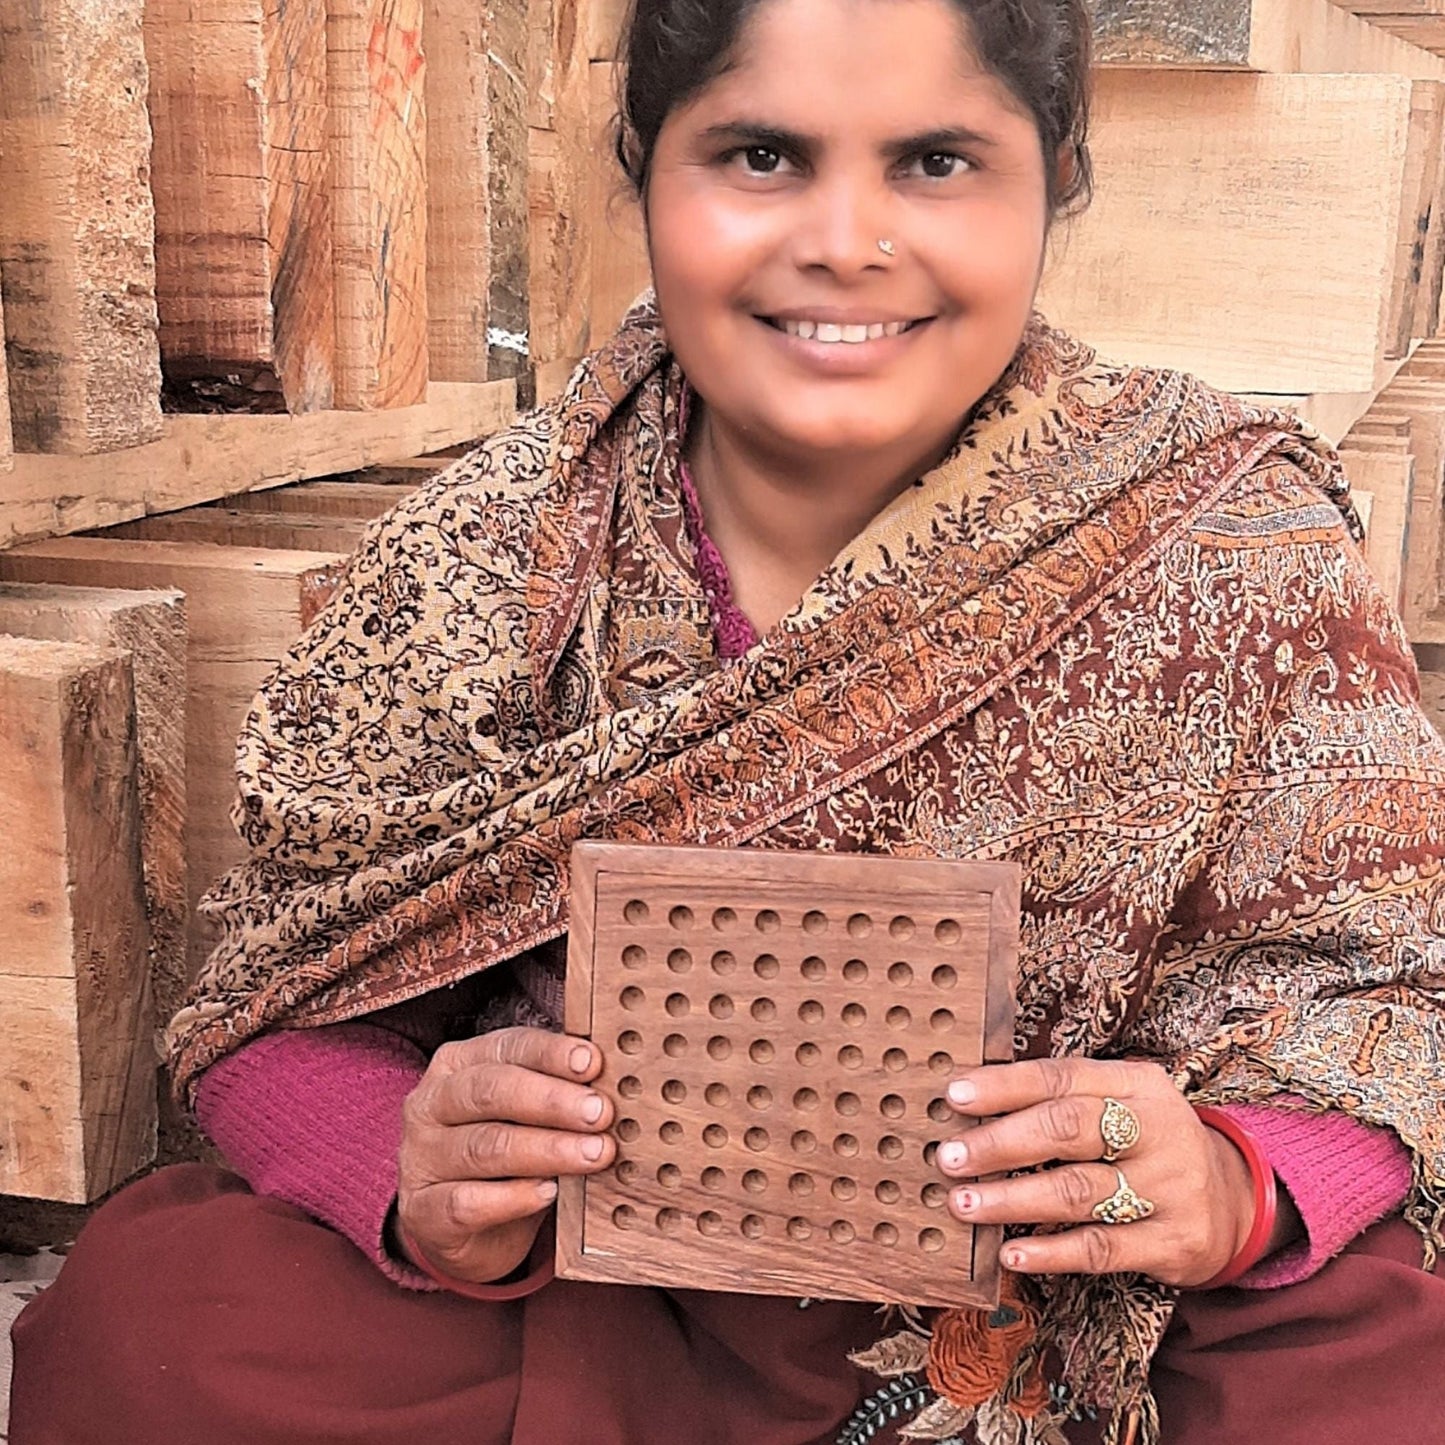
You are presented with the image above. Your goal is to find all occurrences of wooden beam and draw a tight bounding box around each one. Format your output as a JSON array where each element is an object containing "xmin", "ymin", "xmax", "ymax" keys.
[
  {"xmin": 0, "ymin": 635, "xmax": 154, "ymax": 1202},
  {"xmin": 1345, "ymin": 1, "xmax": 1445, "ymax": 57},
  {"xmin": 1038, "ymin": 71, "xmax": 1418, "ymax": 395},
  {"xmin": 328, "ymin": 0, "xmax": 430, "ymax": 409},
  {"xmin": 587, "ymin": 61, "xmax": 650, "ymax": 350},
  {"xmin": 0, "ymin": 0, "xmax": 163, "ymax": 455},
  {"xmin": 143, "ymin": 0, "xmax": 335, "ymax": 415},
  {"xmin": 0, "ymin": 584, "xmax": 187, "ymax": 1034},
  {"xmin": 0, "ymin": 287, "xmax": 12, "ymax": 474},
  {"xmin": 107, "ymin": 508, "xmax": 369, "ymax": 555},
  {"xmin": 425, "ymin": 0, "xmax": 491, "ymax": 383},
  {"xmin": 0, "ymin": 378, "xmax": 513, "ymax": 550},
  {"xmin": 484, "ymin": 0, "xmax": 532, "ymax": 394},
  {"xmin": 0, "ymin": 540, "xmax": 344, "ymax": 980},
  {"xmin": 223, "ymin": 480, "xmax": 420, "ymax": 518},
  {"xmin": 1339, "ymin": 435, "xmax": 1415, "ymax": 608}
]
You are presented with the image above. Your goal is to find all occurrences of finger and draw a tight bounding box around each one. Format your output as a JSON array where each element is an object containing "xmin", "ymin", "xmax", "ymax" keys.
[
  {"xmin": 999, "ymin": 1222, "xmax": 1145, "ymax": 1278},
  {"xmin": 943, "ymin": 1057, "xmax": 1162, "ymax": 1119},
  {"xmin": 935, "ymin": 1094, "xmax": 1146, "ymax": 1177},
  {"xmin": 427, "ymin": 1061, "xmax": 614, "ymax": 1132},
  {"xmin": 429, "ymin": 1028, "xmax": 603, "ymax": 1085},
  {"xmin": 435, "ymin": 1119, "xmax": 617, "ymax": 1183},
  {"xmin": 410, "ymin": 1175, "xmax": 560, "ymax": 1242},
  {"xmin": 946, "ymin": 1162, "xmax": 1130, "ymax": 1226}
]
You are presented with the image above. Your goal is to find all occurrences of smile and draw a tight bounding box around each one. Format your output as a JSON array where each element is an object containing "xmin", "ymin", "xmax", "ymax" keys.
[{"xmin": 763, "ymin": 318, "xmax": 924, "ymax": 344}]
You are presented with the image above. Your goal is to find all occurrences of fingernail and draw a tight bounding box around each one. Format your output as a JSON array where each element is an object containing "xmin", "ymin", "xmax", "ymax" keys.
[
  {"xmin": 537, "ymin": 1180, "xmax": 559, "ymax": 1202},
  {"xmin": 569, "ymin": 1045, "xmax": 593, "ymax": 1075},
  {"xmin": 947, "ymin": 1079, "xmax": 976, "ymax": 1107},
  {"xmin": 1003, "ymin": 1248, "xmax": 1026, "ymax": 1270},
  {"xmin": 582, "ymin": 1093, "xmax": 604, "ymax": 1124},
  {"xmin": 953, "ymin": 1189, "xmax": 978, "ymax": 1214},
  {"xmin": 581, "ymin": 1136, "xmax": 605, "ymax": 1161},
  {"xmin": 938, "ymin": 1141, "xmax": 969, "ymax": 1173}
]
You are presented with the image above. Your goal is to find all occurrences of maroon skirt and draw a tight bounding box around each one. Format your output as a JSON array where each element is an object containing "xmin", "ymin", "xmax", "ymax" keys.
[{"xmin": 9, "ymin": 1164, "xmax": 1445, "ymax": 1445}]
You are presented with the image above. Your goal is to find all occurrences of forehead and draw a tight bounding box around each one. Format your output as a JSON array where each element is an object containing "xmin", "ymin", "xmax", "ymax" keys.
[{"xmin": 677, "ymin": 0, "xmax": 1033, "ymax": 133}]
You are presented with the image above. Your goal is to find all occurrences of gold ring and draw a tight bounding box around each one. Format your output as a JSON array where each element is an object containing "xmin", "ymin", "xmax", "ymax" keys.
[
  {"xmin": 1100, "ymin": 1097, "xmax": 1141, "ymax": 1163},
  {"xmin": 1091, "ymin": 1168, "xmax": 1156, "ymax": 1226}
]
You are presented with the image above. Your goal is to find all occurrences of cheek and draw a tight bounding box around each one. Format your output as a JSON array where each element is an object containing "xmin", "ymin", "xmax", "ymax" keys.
[{"xmin": 648, "ymin": 185, "xmax": 776, "ymax": 310}]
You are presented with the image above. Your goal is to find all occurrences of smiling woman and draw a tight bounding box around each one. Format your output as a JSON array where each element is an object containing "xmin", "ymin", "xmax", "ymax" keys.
[{"xmin": 10, "ymin": 2, "xmax": 1445, "ymax": 1445}]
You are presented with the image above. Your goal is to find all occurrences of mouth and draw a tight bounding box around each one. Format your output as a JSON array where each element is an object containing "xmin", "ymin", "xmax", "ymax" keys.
[{"xmin": 759, "ymin": 316, "xmax": 930, "ymax": 345}]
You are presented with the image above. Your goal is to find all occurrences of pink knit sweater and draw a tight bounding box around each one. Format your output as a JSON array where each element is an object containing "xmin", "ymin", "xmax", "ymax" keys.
[{"xmin": 194, "ymin": 454, "xmax": 1414, "ymax": 1294}]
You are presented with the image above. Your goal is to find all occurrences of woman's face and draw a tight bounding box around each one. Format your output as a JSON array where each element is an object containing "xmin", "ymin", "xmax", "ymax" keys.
[{"xmin": 646, "ymin": 0, "xmax": 1052, "ymax": 470}]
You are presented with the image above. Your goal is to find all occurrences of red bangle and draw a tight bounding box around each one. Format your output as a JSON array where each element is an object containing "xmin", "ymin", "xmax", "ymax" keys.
[
  {"xmin": 1192, "ymin": 1106, "xmax": 1279, "ymax": 1289},
  {"xmin": 397, "ymin": 1222, "xmax": 556, "ymax": 1302}
]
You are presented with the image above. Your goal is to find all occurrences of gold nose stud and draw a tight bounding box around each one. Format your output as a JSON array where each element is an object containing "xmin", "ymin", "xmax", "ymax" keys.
[{"xmin": 877, "ymin": 239, "xmax": 896, "ymax": 256}]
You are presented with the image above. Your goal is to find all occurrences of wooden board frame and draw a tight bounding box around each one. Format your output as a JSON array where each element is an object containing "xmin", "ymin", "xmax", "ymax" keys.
[{"xmin": 558, "ymin": 842, "xmax": 1020, "ymax": 1310}]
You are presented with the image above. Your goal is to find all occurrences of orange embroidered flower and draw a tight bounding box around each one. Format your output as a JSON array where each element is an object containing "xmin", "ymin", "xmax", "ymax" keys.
[{"xmin": 926, "ymin": 1272, "xmax": 1040, "ymax": 1409}]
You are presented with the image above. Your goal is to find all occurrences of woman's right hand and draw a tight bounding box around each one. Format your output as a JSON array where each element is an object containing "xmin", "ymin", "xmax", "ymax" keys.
[{"xmin": 394, "ymin": 1026, "xmax": 617, "ymax": 1285}]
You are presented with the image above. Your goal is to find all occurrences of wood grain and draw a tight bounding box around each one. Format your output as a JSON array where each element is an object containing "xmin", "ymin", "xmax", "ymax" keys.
[
  {"xmin": 0, "ymin": 287, "xmax": 12, "ymax": 474},
  {"xmin": 106, "ymin": 507, "xmax": 370, "ymax": 555},
  {"xmin": 222, "ymin": 479, "xmax": 421, "ymax": 518},
  {"xmin": 587, "ymin": 61, "xmax": 650, "ymax": 349},
  {"xmin": 144, "ymin": 0, "xmax": 335, "ymax": 416},
  {"xmin": 0, "ymin": 0, "xmax": 163, "ymax": 455},
  {"xmin": 0, "ymin": 378, "xmax": 513, "ymax": 550},
  {"xmin": 328, "ymin": 0, "xmax": 429, "ymax": 409},
  {"xmin": 0, "ymin": 636, "xmax": 155, "ymax": 1202},
  {"xmin": 0, "ymin": 540, "xmax": 343, "ymax": 981},
  {"xmin": 558, "ymin": 843, "xmax": 1019, "ymax": 1309},
  {"xmin": 1340, "ymin": 429, "xmax": 1415, "ymax": 608}
]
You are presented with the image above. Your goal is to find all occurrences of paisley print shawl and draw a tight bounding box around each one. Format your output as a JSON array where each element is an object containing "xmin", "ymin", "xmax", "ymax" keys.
[{"xmin": 167, "ymin": 299, "xmax": 1445, "ymax": 1445}]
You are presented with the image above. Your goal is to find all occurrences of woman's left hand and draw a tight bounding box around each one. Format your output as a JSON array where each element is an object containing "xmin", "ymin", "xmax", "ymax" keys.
[{"xmin": 938, "ymin": 1057, "xmax": 1265, "ymax": 1288}]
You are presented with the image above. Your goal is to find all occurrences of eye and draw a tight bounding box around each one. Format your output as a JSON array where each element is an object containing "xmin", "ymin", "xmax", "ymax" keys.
[
  {"xmin": 736, "ymin": 145, "xmax": 784, "ymax": 175},
  {"xmin": 908, "ymin": 151, "xmax": 971, "ymax": 180}
]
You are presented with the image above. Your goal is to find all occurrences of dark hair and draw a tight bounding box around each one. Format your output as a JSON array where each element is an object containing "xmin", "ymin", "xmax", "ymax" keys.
[{"xmin": 614, "ymin": 0, "xmax": 1093, "ymax": 218}]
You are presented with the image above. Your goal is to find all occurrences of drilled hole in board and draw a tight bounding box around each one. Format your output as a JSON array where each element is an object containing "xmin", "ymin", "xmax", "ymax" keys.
[
  {"xmin": 876, "ymin": 1179, "xmax": 902, "ymax": 1205},
  {"xmin": 660, "ymin": 1121, "xmax": 684, "ymax": 1144},
  {"xmin": 887, "ymin": 961, "xmax": 914, "ymax": 987},
  {"xmin": 657, "ymin": 1207, "xmax": 683, "ymax": 1233},
  {"xmin": 751, "ymin": 998, "xmax": 777, "ymax": 1023},
  {"xmin": 702, "ymin": 1167, "xmax": 725, "ymax": 1190},
  {"xmin": 801, "ymin": 956, "xmax": 826, "ymax": 981},
  {"xmin": 744, "ymin": 1127, "xmax": 770, "ymax": 1152},
  {"xmin": 616, "ymin": 1160, "xmax": 640, "ymax": 1185},
  {"xmin": 834, "ymin": 1133, "xmax": 860, "ymax": 1157},
  {"xmin": 750, "ymin": 1039, "xmax": 775, "ymax": 1065},
  {"xmin": 706, "ymin": 1083, "xmax": 731, "ymax": 1107},
  {"xmin": 930, "ymin": 1009, "xmax": 956, "ymax": 1033},
  {"xmin": 740, "ymin": 1214, "xmax": 765, "ymax": 1239},
  {"xmin": 620, "ymin": 986, "xmax": 645, "ymax": 1011},
  {"xmin": 879, "ymin": 1135, "xmax": 905, "ymax": 1161},
  {"xmin": 922, "ymin": 1141, "xmax": 940, "ymax": 1166},
  {"xmin": 668, "ymin": 949, "xmax": 693, "ymax": 974},
  {"xmin": 847, "ymin": 913, "xmax": 873, "ymax": 938},
  {"xmin": 932, "ymin": 964, "xmax": 958, "ymax": 990},
  {"xmin": 880, "ymin": 1094, "xmax": 906, "ymax": 1120},
  {"xmin": 658, "ymin": 1163, "xmax": 682, "ymax": 1189},
  {"xmin": 711, "ymin": 950, "xmax": 737, "ymax": 976},
  {"xmin": 889, "ymin": 916, "xmax": 915, "ymax": 941},
  {"xmin": 838, "ymin": 1044, "xmax": 864, "ymax": 1070},
  {"xmin": 835, "ymin": 1092, "xmax": 862, "ymax": 1117},
  {"xmin": 698, "ymin": 1211, "xmax": 724, "ymax": 1236},
  {"xmin": 796, "ymin": 1041, "xmax": 822, "ymax": 1066},
  {"xmin": 830, "ymin": 1220, "xmax": 856, "ymax": 1243},
  {"xmin": 831, "ymin": 1177, "xmax": 858, "ymax": 1201},
  {"xmin": 712, "ymin": 907, "xmax": 737, "ymax": 931},
  {"xmin": 794, "ymin": 1087, "xmax": 820, "ymax": 1111},
  {"xmin": 743, "ymin": 1168, "xmax": 769, "ymax": 1193},
  {"xmin": 665, "ymin": 993, "xmax": 690, "ymax": 1017},
  {"xmin": 920, "ymin": 1228, "xmax": 947, "ymax": 1253},
  {"xmin": 753, "ymin": 953, "xmax": 780, "ymax": 980},
  {"xmin": 934, "ymin": 919, "xmax": 962, "ymax": 945},
  {"xmin": 703, "ymin": 1124, "xmax": 729, "ymax": 1148},
  {"xmin": 802, "ymin": 910, "xmax": 828, "ymax": 935},
  {"xmin": 841, "ymin": 1003, "xmax": 867, "ymax": 1029},
  {"xmin": 622, "ymin": 945, "xmax": 647, "ymax": 969},
  {"xmin": 799, "ymin": 1001, "xmax": 825, "ymax": 1025},
  {"xmin": 874, "ymin": 1222, "xmax": 900, "ymax": 1247},
  {"xmin": 928, "ymin": 1097, "xmax": 953, "ymax": 1124},
  {"xmin": 885, "ymin": 1006, "xmax": 911, "ymax": 1030},
  {"xmin": 710, "ymin": 994, "xmax": 735, "ymax": 1020},
  {"xmin": 613, "ymin": 1204, "xmax": 638, "ymax": 1230},
  {"xmin": 708, "ymin": 1036, "xmax": 733, "ymax": 1062},
  {"xmin": 929, "ymin": 1051, "xmax": 955, "ymax": 1075},
  {"xmin": 618, "ymin": 1075, "xmax": 642, "ymax": 1098},
  {"xmin": 616, "ymin": 1119, "xmax": 642, "ymax": 1143},
  {"xmin": 624, "ymin": 900, "xmax": 649, "ymax": 925},
  {"xmin": 792, "ymin": 1130, "xmax": 818, "ymax": 1154},
  {"xmin": 661, "ymin": 1079, "xmax": 687, "ymax": 1104},
  {"xmin": 883, "ymin": 1048, "xmax": 909, "ymax": 1073},
  {"xmin": 922, "ymin": 1183, "xmax": 948, "ymax": 1209},
  {"xmin": 748, "ymin": 1085, "xmax": 773, "ymax": 1111},
  {"xmin": 843, "ymin": 959, "xmax": 869, "ymax": 983},
  {"xmin": 618, "ymin": 1031, "xmax": 643, "ymax": 1054},
  {"xmin": 789, "ymin": 1171, "xmax": 814, "ymax": 1196},
  {"xmin": 756, "ymin": 909, "xmax": 781, "ymax": 933},
  {"xmin": 670, "ymin": 906, "xmax": 695, "ymax": 930},
  {"xmin": 663, "ymin": 1034, "xmax": 688, "ymax": 1058},
  {"xmin": 787, "ymin": 1217, "xmax": 813, "ymax": 1241}
]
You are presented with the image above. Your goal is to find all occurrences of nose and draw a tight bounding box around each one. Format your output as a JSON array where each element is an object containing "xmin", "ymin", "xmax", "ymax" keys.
[{"xmin": 791, "ymin": 172, "xmax": 893, "ymax": 279}]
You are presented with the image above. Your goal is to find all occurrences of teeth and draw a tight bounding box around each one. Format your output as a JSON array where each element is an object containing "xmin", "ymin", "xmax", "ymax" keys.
[{"xmin": 777, "ymin": 319, "xmax": 912, "ymax": 344}]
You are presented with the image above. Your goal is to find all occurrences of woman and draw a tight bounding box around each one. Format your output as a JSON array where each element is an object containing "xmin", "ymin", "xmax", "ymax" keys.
[{"xmin": 12, "ymin": 0, "xmax": 1445, "ymax": 1441}]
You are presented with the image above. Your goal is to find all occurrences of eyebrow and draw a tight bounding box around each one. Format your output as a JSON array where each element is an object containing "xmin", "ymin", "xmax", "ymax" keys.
[{"xmin": 693, "ymin": 120, "xmax": 1004, "ymax": 156}]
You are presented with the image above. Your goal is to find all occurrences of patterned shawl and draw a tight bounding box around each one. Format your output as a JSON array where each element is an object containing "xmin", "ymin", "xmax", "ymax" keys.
[{"xmin": 168, "ymin": 299, "xmax": 1445, "ymax": 1445}]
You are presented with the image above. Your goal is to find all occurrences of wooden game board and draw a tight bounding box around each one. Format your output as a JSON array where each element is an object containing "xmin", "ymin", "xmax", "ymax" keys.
[{"xmin": 558, "ymin": 843, "xmax": 1019, "ymax": 1309}]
